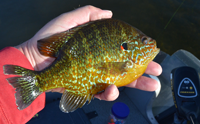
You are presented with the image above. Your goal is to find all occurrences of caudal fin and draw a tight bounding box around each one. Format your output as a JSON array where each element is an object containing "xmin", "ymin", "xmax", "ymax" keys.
[{"xmin": 3, "ymin": 65, "xmax": 42, "ymax": 110}]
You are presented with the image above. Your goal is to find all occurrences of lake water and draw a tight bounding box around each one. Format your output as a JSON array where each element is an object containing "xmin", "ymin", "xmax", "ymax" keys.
[{"xmin": 0, "ymin": 0, "xmax": 199, "ymax": 59}]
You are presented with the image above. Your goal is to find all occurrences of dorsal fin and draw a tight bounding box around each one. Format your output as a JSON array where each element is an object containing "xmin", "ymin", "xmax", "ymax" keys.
[
  {"xmin": 59, "ymin": 90, "xmax": 93, "ymax": 113},
  {"xmin": 37, "ymin": 32, "xmax": 71, "ymax": 57},
  {"xmin": 37, "ymin": 23, "xmax": 89, "ymax": 57}
]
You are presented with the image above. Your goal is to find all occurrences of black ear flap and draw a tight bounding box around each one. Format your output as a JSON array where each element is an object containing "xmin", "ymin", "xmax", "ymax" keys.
[{"xmin": 121, "ymin": 43, "xmax": 128, "ymax": 50}]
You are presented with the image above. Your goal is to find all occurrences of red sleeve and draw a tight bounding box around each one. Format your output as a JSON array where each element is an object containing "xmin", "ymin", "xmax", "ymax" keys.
[{"xmin": 0, "ymin": 47, "xmax": 45, "ymax": 124}]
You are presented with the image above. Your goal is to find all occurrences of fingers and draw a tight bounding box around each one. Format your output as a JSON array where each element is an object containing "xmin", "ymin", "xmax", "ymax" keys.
[
  {"xmin": 68, "ymin": 5, "xmax": 112, "ymax": 23},
  {"xmin": 57, "ymin": 5, "xmax": 113, "ymax": 30},
  {"xmin": 126, "ymin": 76, "xmax": 159, "ymax": 91},
  {"xmin": 126, "ymin": 61, "xmax": 162, "ymax": 91},
  {"xmin": 94, "ymin": 84, "xmax": 119, "ymax": 101},
  {"xmin": 145, "ymin": 61, "xmax": 162, "ymax": 76},
  {"xmin": 84, "ymin": 5, "xmax": 113, "ymax": 21}
]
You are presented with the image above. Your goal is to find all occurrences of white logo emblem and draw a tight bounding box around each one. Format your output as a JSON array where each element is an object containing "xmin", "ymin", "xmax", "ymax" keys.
[{"xmin": 178, "ymin": 77, "xmax": 197, "ymax": 98}]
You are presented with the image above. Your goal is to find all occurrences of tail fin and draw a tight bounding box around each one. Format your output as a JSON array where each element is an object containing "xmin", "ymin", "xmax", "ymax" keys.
[{"xmin": 3, "ymin": 65, "xmax": 42, "ymax": 110}]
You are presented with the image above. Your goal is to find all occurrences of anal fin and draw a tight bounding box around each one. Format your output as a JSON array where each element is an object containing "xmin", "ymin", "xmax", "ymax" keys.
[{"xmin": 59, "ymin": 90, "xmax": 92, "ymax": 113}]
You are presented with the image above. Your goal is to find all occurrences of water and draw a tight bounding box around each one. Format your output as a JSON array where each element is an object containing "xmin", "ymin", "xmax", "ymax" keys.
[{"xmin": 0, "ymin": 0, "xmax": 199, "ymax": 59}]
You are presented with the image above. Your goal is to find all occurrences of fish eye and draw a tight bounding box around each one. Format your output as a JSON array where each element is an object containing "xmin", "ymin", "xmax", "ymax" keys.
[
  {"xmin": 121, "ymin": 43, "xmax": 128, "ymax": 50},
  {"xmin": 141, "ymin": 37, "xmax": 148, "ymax": 45}
]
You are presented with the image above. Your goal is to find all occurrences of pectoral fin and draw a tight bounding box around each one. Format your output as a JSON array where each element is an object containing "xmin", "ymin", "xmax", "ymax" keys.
[
  {"xmin": 96, "ymin": 62, "xmax": 125, "ymax": 75},
  {"xmin": 96, "ymin": 61, "xmax": 134, "ymax": 76},
  {"xmin": 59, "ymin": 90, "xmax": 93, "ymax": 113}
]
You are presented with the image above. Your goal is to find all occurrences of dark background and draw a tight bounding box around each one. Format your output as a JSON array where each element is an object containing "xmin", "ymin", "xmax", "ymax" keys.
[{"xmin": 0, "ymin": 0, "xmax": 199, "ymax": 59}]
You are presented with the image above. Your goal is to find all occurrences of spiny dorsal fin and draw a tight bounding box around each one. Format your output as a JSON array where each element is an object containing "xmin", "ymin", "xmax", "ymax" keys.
[
  {"xmin": 37, "ymin": 23, "xmax": 89, "ymax": 57},
  {"xmin": 37, "ymin": 32, "xmax": 70, "ymax": 57},
  {"xmin": 59, "ymin": 90, "xmax": 92, "ymax": 113}
]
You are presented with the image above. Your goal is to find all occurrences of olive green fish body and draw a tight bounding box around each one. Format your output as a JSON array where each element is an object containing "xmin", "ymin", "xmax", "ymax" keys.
[
  {"xmin": 39, "ymin": 20, "xmax": 136, "ymax": 92},
  {"xmin": 3, "ymin": 19, "xmax": 160, "ymax": 112}
]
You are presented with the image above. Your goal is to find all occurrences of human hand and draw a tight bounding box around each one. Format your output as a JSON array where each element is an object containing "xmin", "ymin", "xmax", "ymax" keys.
[{"xmin": 15, "ymin": 5, "xmax": 162, "ymax": 101}]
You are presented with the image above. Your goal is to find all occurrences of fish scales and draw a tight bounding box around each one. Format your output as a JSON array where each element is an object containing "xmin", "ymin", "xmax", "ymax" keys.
[{"xmin": 3, "ymin": 18, "xmax": 160, "ymax": 112}]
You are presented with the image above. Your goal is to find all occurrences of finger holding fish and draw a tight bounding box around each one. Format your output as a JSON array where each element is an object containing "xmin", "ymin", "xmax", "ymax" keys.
[{"xmin": 145, "ymin": 61, "xmax": 162, "ymax": 76}]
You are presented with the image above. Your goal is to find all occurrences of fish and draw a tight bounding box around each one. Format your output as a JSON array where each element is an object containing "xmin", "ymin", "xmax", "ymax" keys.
[{"xmin": 3, "ymin": 18, "xmax": 160, "ymax": 113}]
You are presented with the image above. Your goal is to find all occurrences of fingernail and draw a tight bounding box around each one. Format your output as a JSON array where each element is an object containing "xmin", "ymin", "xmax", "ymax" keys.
[{"xmin": 103, "ymin": 10, "xmax": 113, "ymax": 16}]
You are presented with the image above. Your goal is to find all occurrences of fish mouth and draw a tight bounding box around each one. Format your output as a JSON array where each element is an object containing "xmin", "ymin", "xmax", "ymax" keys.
[
  {"xmin": 129, "ymin": 47, "xmax": 160, "ymax": 66},
  {"xmin": 142, "ymin": 47, "xmax": 160, "ymax": 65},
  {"xmin": 150, "ymin": 47, "xmax": 160, "ymax": 61},
  {"xmin": 148, "ymin": 38, "xmax": 160, "ymax": 62}
]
